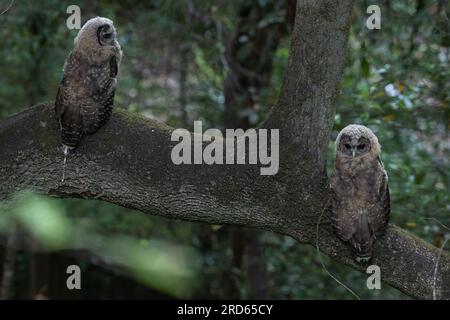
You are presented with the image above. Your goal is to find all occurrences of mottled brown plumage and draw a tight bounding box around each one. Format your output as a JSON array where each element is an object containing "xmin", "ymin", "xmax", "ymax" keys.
[
  {"xmin": 330, "ymin": 124, "xmax": 390, "ymax": 263},
  {"xmin": 55, "ymin": 17, "xmax": 122, "ymax": 149}
]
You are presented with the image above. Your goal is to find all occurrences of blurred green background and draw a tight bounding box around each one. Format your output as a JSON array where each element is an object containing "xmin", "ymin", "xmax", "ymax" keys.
[{"xmin": 0, "ymin": 0, "xmax": 448, "ymax": 299}]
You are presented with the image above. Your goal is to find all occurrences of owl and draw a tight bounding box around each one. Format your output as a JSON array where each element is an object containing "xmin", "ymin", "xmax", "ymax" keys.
[
  {"xmin": 55, "ymin": 17, "xmax": 123, "ymax": 149},
  {"xmin": 330, "ymin": 124, "xmax": 390, "ymax": 263}
]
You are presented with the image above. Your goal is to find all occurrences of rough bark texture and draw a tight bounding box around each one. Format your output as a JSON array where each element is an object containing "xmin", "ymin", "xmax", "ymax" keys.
[{"xmin": 0, "ymin": 0, "xmax": 448, "ymax": 299}]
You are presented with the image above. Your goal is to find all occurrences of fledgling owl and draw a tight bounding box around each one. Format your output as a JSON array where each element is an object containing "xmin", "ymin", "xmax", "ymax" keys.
[
  {"xmin": 55, "ymin": 17, "xmax": 122, "ymax": 149},
  {"xmin": 330, "ymin": 124, "xmax": 390, "ymax": 263}
]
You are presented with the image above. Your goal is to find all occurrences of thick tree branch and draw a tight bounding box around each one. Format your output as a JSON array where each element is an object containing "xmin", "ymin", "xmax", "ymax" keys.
[
  {"xmin": 0, "ymin": 0, "xmax": 448, "ymax": 299},
  {"xmin": 1, "ymin": 103, "xmax": 448, "ymax": 299},
  {"xmin": 266, "ymin": 0, "xmax": 352, "ymax": 169}
]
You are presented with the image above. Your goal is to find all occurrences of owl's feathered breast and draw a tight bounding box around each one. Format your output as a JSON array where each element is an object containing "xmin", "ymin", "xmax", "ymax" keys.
[
  {"xmin": 55, "ymin": 50, "xmax": 118, "ymax": 147},
  {"xmin": 331, "ymin": 155, "xmax": 390, "ymax": 246}
]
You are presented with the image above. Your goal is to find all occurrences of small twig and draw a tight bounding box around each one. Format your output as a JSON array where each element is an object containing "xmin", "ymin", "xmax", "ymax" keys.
[
  {"xmin": 427, "ymin": 217, "xmax": 450, "ymax": 300},
  {"xmin": 424, "ymin": 217, "xmax": 450, "ymax": 231},
  {"xmin": 433, "ymin": 236, "xmax": 449, "ymax": 300},
  {"xmin": 0, "ymin": 0, "xmax": 14, "ymax": 17}
]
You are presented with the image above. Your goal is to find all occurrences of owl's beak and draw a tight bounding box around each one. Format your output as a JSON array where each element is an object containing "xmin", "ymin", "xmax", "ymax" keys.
[{"xmin": 352, "ymin": 148, "xmax": 356, "ymax": 158}]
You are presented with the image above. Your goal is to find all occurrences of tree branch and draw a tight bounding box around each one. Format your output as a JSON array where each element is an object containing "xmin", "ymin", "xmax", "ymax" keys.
[{"xmin": 0, "ymin": 0, "xmax": 448, "ymax": 299}]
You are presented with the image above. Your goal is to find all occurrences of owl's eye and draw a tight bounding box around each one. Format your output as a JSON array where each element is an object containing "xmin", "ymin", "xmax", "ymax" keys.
[
  {"xmin": 357, "ymin": 144, "xmax": 366, "ymax": 150},
  {"xmin": 97, "ymin": 24, "xmax": 114, "ymax": 46},
  {"xmin": 344, "ymin": 144, "xmax": 351, "ymax": 149}
]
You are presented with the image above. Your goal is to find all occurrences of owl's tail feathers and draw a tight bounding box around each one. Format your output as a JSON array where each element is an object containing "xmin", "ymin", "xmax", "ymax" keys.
[{"xmin": 351, "ymin": 211, "xmax": 374, "ymax": 264}]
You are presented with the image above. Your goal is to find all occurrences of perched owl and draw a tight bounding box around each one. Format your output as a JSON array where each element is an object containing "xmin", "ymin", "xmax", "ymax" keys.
[
  {"xmin": 330, "ymin": 124, "xmax": 390, "ymax": 263},
  {"xmin": 55, "ymin": 17, "xmax": 122, "ymax": 149}
]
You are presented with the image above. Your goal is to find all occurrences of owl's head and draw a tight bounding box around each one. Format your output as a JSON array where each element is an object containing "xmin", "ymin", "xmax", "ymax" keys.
[
  {"xmin": 335, "ymin": 124, "xmax": 381, "ymax": 159},
  {"xmin": 74, "ymin": 17, "xmax": 121, "ymax": 62}
]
